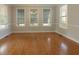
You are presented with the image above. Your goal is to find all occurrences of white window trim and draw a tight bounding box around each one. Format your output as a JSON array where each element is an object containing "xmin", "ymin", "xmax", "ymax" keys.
[
  {"xmin": 42, "ymin": 8, "xmax": 52, "ymax": 26},
  {"xmin": 0, "ymin": 5, "xmax": 8, "ymax": 29},
  {"xmin": 59, "ymin": 5, "xmax": 68, "ymax": 29},
  {"xmin": 59, "ymin": 17, "xmax": 68, "ymax": 29},
  {"xmin": 29, "ymin": 8, "xmax": 39, "ymax": 26},
  {"xmin": 16, "ymin": 8, "xmax": 26, "ymax": 27}
]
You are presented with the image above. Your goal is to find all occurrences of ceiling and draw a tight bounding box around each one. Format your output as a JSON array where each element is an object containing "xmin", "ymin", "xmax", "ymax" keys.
[{"xmin": 9, "ymin": 4, "xmax": 58, "ymax": 7}]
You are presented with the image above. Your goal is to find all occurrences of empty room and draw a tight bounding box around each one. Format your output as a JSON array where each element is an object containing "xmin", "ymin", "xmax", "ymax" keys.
[{"xmin": 0, "ymin": 4, "xmax": 79, "ymax": 55}]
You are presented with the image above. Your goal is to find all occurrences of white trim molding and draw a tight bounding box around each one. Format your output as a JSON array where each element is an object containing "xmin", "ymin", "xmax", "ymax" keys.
[{"xmin": 55, "ymin": 31, "xmax": 79, "ymax": 44}]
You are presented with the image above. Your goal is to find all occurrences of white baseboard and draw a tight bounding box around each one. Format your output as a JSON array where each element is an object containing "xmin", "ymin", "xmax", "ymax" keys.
[
  {"xmin": 55, "ymin": 31, "xmax": 79, "ymax": 44},
  {"xmin": 13, "ymin": 31, "xmax": 54, "ymax": 33},
  {"xmin": 0, "ymin": 32, "xmax": 12, "ymax": 39}
]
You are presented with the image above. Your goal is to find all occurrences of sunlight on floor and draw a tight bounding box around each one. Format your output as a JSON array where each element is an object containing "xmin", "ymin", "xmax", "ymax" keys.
[
  {"xmin": 0, "ymin": 44, "xmax": 7, "ymax": 54},
  {"xmin": 60, "ymin": 42, "xmax": 68, "ymax": 54}
]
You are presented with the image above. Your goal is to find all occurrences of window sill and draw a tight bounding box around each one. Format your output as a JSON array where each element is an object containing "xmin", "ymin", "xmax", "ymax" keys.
[
  {"xmin": 59, "ymin": 25, "xmax": 68, "ymax": 29},
  {"xmin": 43, "ymin": 24, "xmax": 51, "ymax": 26},
  {"xmin": 16, "ymin": 24, "xmax": 25, "ymax": 27},
  {"xmin": 0, "ymin": 25, "xmax": 7, "ymax": 29},
  {"xmin": 30, "ymin": 24, "xmax": 39, "ymax": 26}
]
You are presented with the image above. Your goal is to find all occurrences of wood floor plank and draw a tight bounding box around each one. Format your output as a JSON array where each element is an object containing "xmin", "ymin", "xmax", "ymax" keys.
[{"xmin": 0, "ymin": 32, "xmax": 79, "ymax": 55}]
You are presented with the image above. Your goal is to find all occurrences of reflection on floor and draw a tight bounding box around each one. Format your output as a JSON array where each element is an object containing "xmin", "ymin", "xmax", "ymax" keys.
[{"xmin": 0, "ymin": 32, "xmax": 79, "ymax": 55}]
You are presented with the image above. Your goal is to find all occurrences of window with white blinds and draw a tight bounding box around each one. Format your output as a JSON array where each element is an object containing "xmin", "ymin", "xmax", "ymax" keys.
[
  {"xmin": 16, "ymin": 9, "xmax": 25, "ymax": 27},
  {"xmin": 59, "ymin": 5, "xmax": 68, "ymax": 29},
  {"xmin": 42, "ymin": 8, "xmax": 51, "ymax": 26}
]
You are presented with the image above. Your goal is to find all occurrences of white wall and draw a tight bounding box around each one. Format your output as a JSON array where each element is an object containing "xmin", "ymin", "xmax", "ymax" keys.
[
  {"xmin": 56, "ymin": 4, "xmax": 79, "ymax": 42},
  {"xmin": 0, "ymin": 5, "xmax": 12, "ymax": 39}
]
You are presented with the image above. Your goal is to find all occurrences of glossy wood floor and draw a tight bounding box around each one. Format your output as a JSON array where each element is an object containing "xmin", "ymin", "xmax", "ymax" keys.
[{"xmin": 0, "ymin": 32, "xmax": 79, "ymax": 55}]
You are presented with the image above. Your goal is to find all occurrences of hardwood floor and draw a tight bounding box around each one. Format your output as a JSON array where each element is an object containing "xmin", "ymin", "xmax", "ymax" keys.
[{"xmin": 0, "ymin": 32, "xmax": 79, "ymax": 55}]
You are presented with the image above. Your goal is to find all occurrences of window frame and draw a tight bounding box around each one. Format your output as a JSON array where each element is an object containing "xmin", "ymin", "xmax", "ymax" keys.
[
  {"xmin": 59, "ymin": 5, "xmax": 68, "ymax": 29},
  {"xmin": 16, "ymin": 8, "xmax": 26, "ymax": 27},
  {"xmin": 42, "ymin": 8, "xmax": 52, "ymax": 26},
  {"xmin": 0, "ymin": 5, "xmax": 8, "ymax": 29},
  {"xmin": 29, "ymin": 8, "xmax": 39, "ymax": 26}
]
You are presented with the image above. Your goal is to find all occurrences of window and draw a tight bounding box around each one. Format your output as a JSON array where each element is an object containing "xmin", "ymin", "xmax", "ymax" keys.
[
  {"xmin": 0, "ymin": 6, "xmax": 8, "ymax": 29},
  {"xmin": 42, "ymin": 8, "xmax": 51, "ymax": 26},
  {"xmin": 59, "ymin": 5, "xmax": 68, "ymax": 29},
  {"xmin": 16, "ymin": 8, "xmax": 25, "ymax": 27},
  {"xmin": 29, "ymin": 9, "xmax": 38, "ymax": 26}
]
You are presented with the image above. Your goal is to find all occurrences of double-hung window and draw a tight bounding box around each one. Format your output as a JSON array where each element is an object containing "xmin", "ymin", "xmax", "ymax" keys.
[
  {"xmin": 29, "ymin": 8, "xmax": 39, "ymax": 26},
  {"xmin": 16, "ymin": 8, "xmax": 25, "ymax": 27},
  {"xmin": 0, "ymin": 5, "xmax": 8, "ymax": 29},
  {"xmin": 59, "ymin": 5, "xmax": 68, "ymax": 29},
  {"xmin": 42, "ymin": 8, "xmax": 52, "ymax": 26}
]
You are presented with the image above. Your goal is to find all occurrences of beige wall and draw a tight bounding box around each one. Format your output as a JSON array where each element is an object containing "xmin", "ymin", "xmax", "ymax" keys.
[
  {"xmin": 11, "ymin": 5, "xmax": 56, "ymax": 33},
  {"xmin": 56, "ymin": 4, "xmax": 79, "ymax": 42}
]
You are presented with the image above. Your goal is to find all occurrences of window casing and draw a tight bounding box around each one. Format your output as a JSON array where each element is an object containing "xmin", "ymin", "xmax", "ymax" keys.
[
  {"xmin": 0, "ymin": 5, "xmax": 8, "ymax": 29},
  {"xmin": 16, "ymin": 8, "xmax": 25, "ymax": 27},
  {"xmin": 29, "ymin": 8, "xmax": 39, "ymax": 26},
  {"xmin": 59, "ymin": 5, "xmax": 68, "ymax": 29},
  {"xmin": 42, "ymin": 8, "xmax": 52, "ymax": 26}
]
